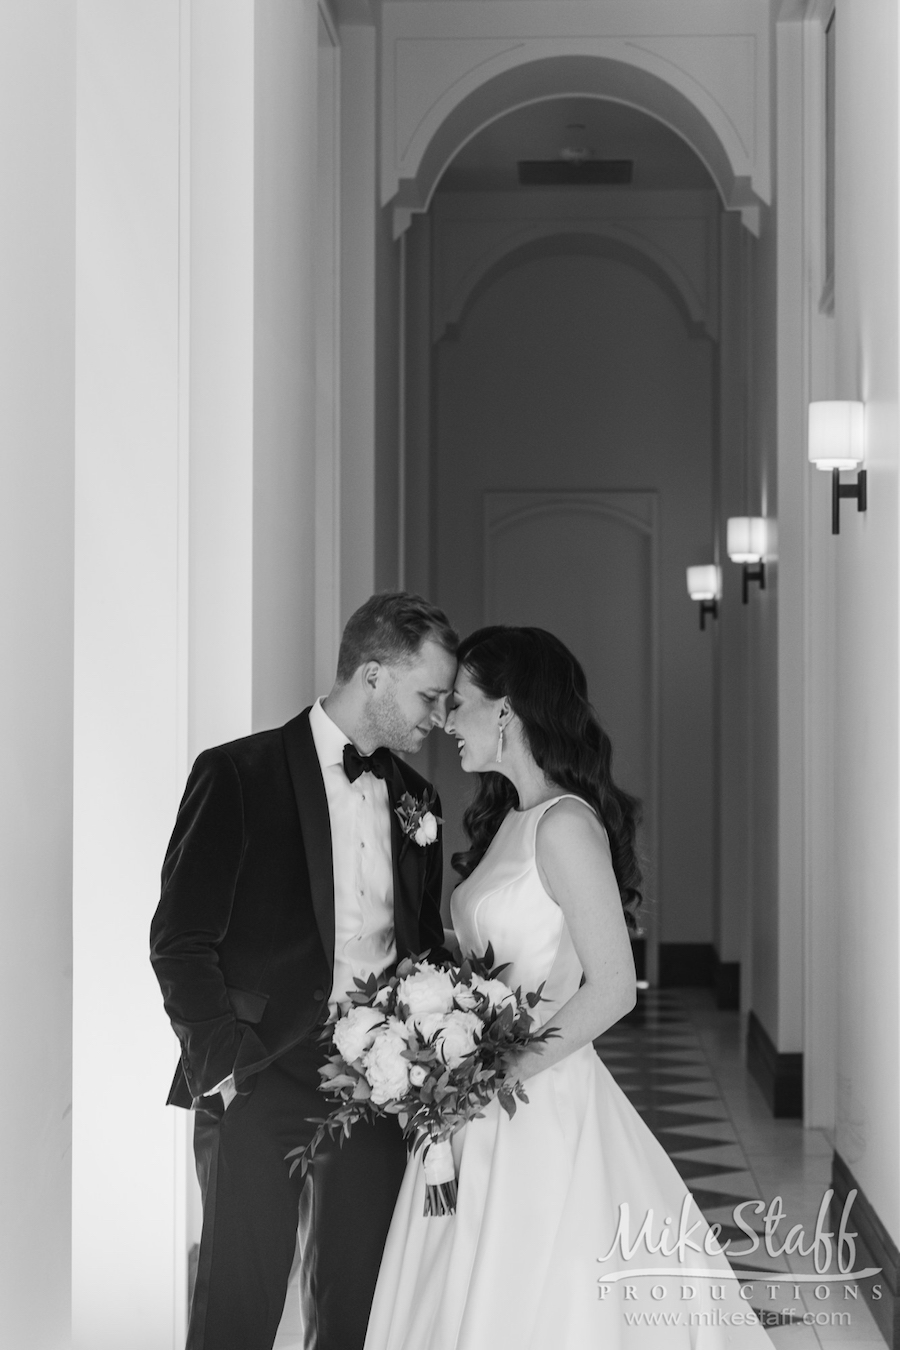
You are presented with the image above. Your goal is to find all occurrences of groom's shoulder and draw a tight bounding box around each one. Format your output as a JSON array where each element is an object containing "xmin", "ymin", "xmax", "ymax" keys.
[{"xmin": 195, "ymin": 709, "xmax": 311, "ymax": 777}]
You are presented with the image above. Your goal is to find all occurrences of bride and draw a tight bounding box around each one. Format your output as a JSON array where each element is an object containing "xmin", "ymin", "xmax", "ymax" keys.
[{"xmin": 363, "ymin": 625, "xmax": 774, "ymax": 1349}]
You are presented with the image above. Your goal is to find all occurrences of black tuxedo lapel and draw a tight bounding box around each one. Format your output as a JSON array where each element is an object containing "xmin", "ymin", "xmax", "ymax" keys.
[
  {"xmin": 282, "ymin": 709, "xmax": 335, "ymax": 972},
  {"xmin": 387, "ymin": 759, "xmax": 426, "ymax": 960}
]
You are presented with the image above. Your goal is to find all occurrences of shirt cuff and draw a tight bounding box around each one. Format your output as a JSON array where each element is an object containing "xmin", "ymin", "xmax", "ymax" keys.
[{"xmin": 203, "ymin": 1073, "xmax": 235, "ymax": 1097}]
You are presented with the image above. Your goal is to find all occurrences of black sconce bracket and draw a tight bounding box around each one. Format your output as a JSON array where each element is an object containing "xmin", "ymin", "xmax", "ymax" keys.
[
  {"xmin": 832, "ymin": 467, "xmax": 867, "ymax": 534},
  {"xmin": 698, "ymin": 599, "xmax": 718, "ymax": 631},
  {"xmin": 742, "ymin": 562, "xmax": 765, "ymax": 605}
]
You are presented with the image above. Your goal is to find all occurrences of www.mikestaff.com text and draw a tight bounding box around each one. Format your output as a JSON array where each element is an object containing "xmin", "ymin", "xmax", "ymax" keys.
[{"xmin": 621, "ymin": 1310, "xmax": 854, "ymax": 1329}]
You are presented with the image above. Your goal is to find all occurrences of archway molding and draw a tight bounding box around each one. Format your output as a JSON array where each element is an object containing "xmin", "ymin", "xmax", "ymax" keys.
[
  {"xmin": 382, "ymin": 49, "xmax": 769, "ymax": 237},
  {"xmin": 433, "ymin": 218, "xmax": 718, "ymax": 344}
]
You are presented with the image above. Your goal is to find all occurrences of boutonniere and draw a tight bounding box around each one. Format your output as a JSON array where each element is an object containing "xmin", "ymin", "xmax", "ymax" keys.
[{"xmin": 394, "ymin": 789, "xmax": 442, "ymax": 847}]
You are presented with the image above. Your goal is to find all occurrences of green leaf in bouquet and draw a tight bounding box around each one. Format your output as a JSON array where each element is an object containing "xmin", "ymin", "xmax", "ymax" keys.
[
  {"xmin": 525, "ymin": 980, "xmax": 547, "ymax": 1009},
  {"xmin": 319, "ymin": 1060, "xmax": 348, "ymax": 1079},
  {"xmin": 323, "ymin": 1072, "xmax": 358, "ymax": 1089},
  {"xmin": 497, "ymin": 1091, "xmax": 518, "ymax": 1120}
]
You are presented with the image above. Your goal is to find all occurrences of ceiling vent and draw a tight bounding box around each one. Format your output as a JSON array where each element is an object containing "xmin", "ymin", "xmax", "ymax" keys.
[{"xmin": 517, "ymin": 159, "xmax": 633, "ymax": 187}]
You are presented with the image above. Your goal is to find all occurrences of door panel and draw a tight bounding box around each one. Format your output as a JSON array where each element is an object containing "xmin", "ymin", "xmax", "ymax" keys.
[{"xmin": 484, "ymin": 491, "xmax": 658, "ymax": 974}]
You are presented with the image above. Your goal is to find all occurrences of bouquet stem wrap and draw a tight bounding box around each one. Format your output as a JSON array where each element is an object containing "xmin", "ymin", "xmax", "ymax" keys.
[{"xmin": 422, "ymin": 1138, "xmax": 458, "ymax": 1217}]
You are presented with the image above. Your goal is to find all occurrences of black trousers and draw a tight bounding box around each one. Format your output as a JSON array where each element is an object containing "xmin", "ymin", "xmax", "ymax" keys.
[{"xmin": 187, "ymin": 1040, "xmax": 408, "ymax": 1350}]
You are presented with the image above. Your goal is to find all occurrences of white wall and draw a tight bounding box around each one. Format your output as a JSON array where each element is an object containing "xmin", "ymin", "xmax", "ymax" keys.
[
  {"xmin": 0, "ymin": 5, "xmax": 75, "ymax": 1345},
  {"xmin": 423, "ymin": 241, "xmax": 718, "ymax": 945},
  {"xmin": 827, "ymin": 0, "xmax": 900, "ymax": 1243}
]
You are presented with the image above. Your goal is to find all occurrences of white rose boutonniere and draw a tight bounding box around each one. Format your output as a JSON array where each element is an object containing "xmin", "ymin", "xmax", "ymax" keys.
[{"xmin": 394, "ymin": 788, "xmax": 442, "ymax": 848}]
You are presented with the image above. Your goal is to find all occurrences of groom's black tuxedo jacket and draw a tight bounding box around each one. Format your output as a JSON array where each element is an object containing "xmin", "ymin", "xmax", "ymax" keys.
[{"xmin": 150, "ymin": 707, "xmax": 447, "ymax": 1109}]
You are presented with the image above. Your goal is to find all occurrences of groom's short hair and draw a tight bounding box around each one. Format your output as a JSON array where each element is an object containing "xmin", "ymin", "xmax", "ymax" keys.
[{"xmin": 336, "ymin": 592, "xmax": 458, "ymax": 683}]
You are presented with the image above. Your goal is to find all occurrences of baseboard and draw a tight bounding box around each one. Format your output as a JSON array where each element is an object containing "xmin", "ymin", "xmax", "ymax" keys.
[
  {"xmin": 658, "ymin": 942, "xmax": 715, "ymax": 986},
  {"xmin": 713, "ymin": 954, "xmax": 740, "ymax": 1010},
  {"xmin": 831, "ymin": 1151, "xmax": 899, "ymax": 1347},
  {"xmin": 656, "ymin": 943, "xmax": 741, "ymax": 1010},
  {"xmin": 746, "ymin": 1010, "xmax": 803, "ymax": 1118}
]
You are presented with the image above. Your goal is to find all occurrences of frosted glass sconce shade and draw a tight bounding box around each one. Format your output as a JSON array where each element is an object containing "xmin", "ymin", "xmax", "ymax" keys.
[
  {"xmin": 808, "ymin": 400, "xmax": 867, "ymax": 534},
  {"xmin": 726, "ymin": 517, "xmax": 768, "ymax": 564},
  {"xmin": 726, "ymin": 517, "xmax": 767, "ymax": 604},
  {"xmin": 686, "ymin": 565, "xmax": 721, "ymax": 601},
  {"xmin": 686, "ymin": 565, "xmax": 720, "ymax": 630},
  {"xmin": 808, "ymin": 400, "xmax": 864, "ymax": 470}
]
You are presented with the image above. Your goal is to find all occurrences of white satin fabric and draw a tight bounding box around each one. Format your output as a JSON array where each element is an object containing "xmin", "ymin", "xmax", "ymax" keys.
[{"xmin": 363, "ymin": 796, "xmax": 774, "ymax": 1349}]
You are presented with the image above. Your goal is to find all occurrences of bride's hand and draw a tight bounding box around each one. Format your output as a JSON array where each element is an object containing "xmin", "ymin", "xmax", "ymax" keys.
[{"xmin": 498, "ymin": 1056, "xmax": 525, "ymax": 1094}]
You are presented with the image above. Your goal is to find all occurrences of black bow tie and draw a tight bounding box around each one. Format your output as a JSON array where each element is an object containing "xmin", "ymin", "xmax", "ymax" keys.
[{"xmin": 342, "ymin": 743, "xmax": 393, "ymax": 784}]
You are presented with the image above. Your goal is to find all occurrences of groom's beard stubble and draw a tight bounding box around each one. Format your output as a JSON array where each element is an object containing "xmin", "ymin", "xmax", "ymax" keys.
[{"xmin": 360, "ymin": 684, "xmax": 429, "ymax": 756}]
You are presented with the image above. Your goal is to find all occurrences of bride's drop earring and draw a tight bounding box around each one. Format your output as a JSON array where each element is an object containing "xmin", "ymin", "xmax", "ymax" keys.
[{"xmin": 496, "ymin": 727, "xmax": 504, "ymax": 763}]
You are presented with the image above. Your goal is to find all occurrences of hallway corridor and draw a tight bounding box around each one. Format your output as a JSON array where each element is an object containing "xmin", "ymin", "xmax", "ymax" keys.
[{"xmin": 596, "ymin": 991, "xmax": 884, "ymax": 1347}]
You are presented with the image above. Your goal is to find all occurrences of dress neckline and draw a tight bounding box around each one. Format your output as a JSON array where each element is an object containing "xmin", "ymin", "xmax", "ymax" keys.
[{"xmin": 513, "ymin": 791, "xmax": 579, "ymax": 815}]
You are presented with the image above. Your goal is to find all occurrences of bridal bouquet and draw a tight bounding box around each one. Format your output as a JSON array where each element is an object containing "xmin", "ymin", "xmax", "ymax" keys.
[{"xmin": 287, "ymin": 947, "xmax": 556, "ymax": 1216}]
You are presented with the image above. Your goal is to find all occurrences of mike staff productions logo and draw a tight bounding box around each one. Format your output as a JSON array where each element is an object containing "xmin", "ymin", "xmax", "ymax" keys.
[{"xmin": 596, "ymin": 1189, "xmax": 882, "ymax": 1327}]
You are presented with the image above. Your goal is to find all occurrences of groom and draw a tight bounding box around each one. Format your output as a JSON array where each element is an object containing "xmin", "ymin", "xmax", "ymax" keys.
[{"xmin": 150, "ymin": 592, "xmax": 458, "ymax": 1350}]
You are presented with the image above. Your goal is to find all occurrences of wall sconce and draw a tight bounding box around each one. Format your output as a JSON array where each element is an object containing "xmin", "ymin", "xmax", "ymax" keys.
[
  {"xmin": 686, "ymin": 565, "xmax": 721, "ymax": 630},
  {"xmin": 808, "ymin": 400, "xmax": 866, "ymax": 534},
  {"xmin": 726, "ymin": 517, "xmax": 767, "ymax": 603}
]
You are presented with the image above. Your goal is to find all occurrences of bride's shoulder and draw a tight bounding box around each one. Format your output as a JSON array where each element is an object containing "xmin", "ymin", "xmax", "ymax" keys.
[{"xmin": 536, "ymin": 795, "xmax": 610, "ymax": 854}]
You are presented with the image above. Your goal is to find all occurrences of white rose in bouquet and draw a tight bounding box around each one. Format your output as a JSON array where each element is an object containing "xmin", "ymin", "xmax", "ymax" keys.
[
  {"xmin": 433, "ymin": 1009, "xmax": 482, "ymax": 1068},
  {"xmin": 385, "ymin": 1016, "xmax": 412, "ymax": 1041},
  {"xmin": 398, "ymin": 965, "xmax": 456, "ymax": 1028},
  {"xmin": 470, "ymin": 972, "xmax": 517, "ymax": 1013},
  {"xmin": 363, "ymin": 1026, "xmax": 411, "ymax": 1104},
  {"xmin": 415, "ymin": 1011, "xmax": 449, "ymax": 1044},
  {"xmin": 408, "ymin": 1064, "xmax": 428, "ymax": 1087},
  {"xmin": 332, "ymin": 1005, "xmax": 385, "ymax": 1063}
]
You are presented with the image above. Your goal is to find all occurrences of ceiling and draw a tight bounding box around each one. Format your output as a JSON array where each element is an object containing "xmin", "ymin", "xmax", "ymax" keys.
[{"xmin": 436, "ymin": 96, "xmax": 715, "ymax": 194}]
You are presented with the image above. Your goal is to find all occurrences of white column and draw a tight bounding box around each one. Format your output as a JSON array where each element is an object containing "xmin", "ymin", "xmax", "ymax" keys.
[
  {"xmin": 774, "ymin": 17, "xmax": 806, "ymax": 1058},
  {"xmin": 73, "ymin": 4, "xmax": 186, "ymax": 1346},
  {"xmin": 316, "ymin": 8, "xmax": 343, "ymax": 692},
  {"xmin": 73, "ymin": 3, "xmax": 323, "ymax": 1344},
  {"xmin": 188, "ymin": 0, "xmax": 255, "ymax": 756},
  {"xmin": 0, "ymin": 5, "xmax": 75, "ymax": 1346},
  {"xmin": 717, "ymin": 213, "xmax": 752, "ymax": 991},
  {"xmin": 252, "ymin": 0, "xmax": 319, "ymax": 725},
  {"xmin": 339, "ymin": 21, "xmax": 378, "ymax": 616}
]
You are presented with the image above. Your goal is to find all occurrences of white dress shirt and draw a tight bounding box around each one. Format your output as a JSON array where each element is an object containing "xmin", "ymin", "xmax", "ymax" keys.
[{"xmin": 309, "ymin": 698, "xmax": 397, "ymax": 1010}]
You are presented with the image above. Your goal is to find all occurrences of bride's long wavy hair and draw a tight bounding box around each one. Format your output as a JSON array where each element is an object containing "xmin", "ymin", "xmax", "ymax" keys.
[{"xmin": 450, "ymin": 626, "xmax": 642, "ymax": 930}]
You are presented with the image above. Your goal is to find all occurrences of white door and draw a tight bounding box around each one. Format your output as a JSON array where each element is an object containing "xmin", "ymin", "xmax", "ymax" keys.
[{"xmin": 484, "ymin": 490, "xmax": 659, "ymax": 979}]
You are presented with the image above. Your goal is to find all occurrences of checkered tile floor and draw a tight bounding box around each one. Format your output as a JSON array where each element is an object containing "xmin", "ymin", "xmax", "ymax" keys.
[{"xmin": 594, "ymin": 989, "xmax": 887, "ymax": 1348}]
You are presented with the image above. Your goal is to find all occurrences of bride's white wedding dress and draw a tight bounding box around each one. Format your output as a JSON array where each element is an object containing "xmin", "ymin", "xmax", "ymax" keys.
[{"xmin": 364, "ymin": 796, "xmax": 774, "ymax": 1349}]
